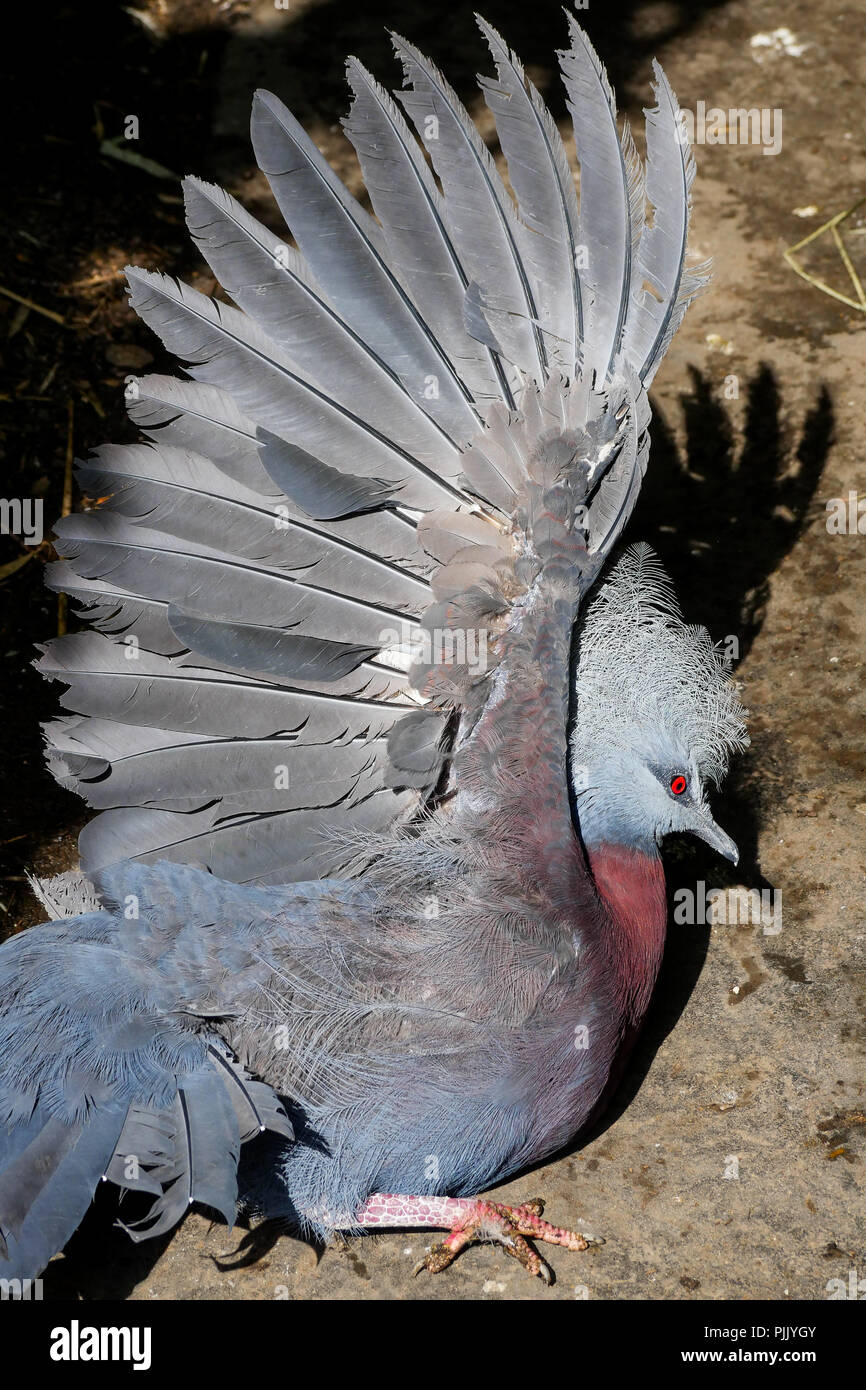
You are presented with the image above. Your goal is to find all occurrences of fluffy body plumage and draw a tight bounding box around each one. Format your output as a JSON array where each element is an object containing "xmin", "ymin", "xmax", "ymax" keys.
[{"xmin": 0, "ymin": 16, "xmax": 746, "ymax": 1281}]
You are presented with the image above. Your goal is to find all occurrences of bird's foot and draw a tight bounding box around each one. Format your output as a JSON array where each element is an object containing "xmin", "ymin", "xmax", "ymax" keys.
[
  {"xmin": 343, "ymin": 1192, "xmax": 603, "ymax": 1283},
  {"xmin": 411, "ymin": 1196, "xmax": 602, "ymax": 1284}
]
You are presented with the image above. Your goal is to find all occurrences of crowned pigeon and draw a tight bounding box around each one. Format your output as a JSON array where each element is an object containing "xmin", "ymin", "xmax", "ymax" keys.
[{"xmin": 0, "ymin": 14, "xmax": 748, "ymax": 1286}]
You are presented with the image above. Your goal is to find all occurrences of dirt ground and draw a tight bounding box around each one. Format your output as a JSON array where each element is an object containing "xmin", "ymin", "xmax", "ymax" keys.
[{"xmin": 2, "ymin": 0, "xmax": 864, "ymax": 1300}]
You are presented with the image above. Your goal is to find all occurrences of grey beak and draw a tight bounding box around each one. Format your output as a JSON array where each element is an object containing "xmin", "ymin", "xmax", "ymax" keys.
[{"xmin": 690, "ymin": 812, "xmax": 739, "ymax": 865}]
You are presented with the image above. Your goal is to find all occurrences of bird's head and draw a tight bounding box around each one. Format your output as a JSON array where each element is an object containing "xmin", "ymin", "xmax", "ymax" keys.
[{"xmin": 569, "ymin": 544, "xmax": 748, "ymax": 864}]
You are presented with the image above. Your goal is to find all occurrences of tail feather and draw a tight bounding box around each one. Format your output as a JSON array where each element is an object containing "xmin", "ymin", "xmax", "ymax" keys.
[
  {"xmin": 117, "ymin": 1076, "xmax": 239, "ymax": 1241},
  {"xmin": 0, "ymin": 1097, "xmax": 127, "ymax": 1278},
  {"xmin": 0, "ymin": 876, "xmax": 295, "ymax": 1279}
]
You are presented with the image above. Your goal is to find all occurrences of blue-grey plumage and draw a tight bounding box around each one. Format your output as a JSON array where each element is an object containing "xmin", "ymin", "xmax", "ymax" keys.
[{"xmin": 0, "ymin": 15, "xmax": 747, "ymax": 1283}]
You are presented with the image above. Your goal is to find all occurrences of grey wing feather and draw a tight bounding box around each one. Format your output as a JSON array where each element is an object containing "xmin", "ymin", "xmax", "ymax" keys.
[
  {"xmin": 126, "ymin": 374, "xmax": 283, "ymax": 494},
  {"xmin": 558, "ymin": 17, "xmax": 645, "ymax": 385},
  {"xmin": 391, "ymin": 32, "xmax": 548, "ymax": 380},
  {"xmin": 38, "ymin": 636, "xmax": 412, "ymax": 741},
  {"xmin": 342, "ymin": 56, "xmax": 514, "ymax": 408},
  {"xmin": 183, "ymin": 176, "xmax": 462, "ymax": 471},
  {"xmin": 123, "ymin": 376, "xmax": 431, "ymax": 567},
  {"xmin": 203, "ymin": 1041, "xmax": 295, "ymax": 1143},
  {"xmin": 476, "ymin": 17, "xmax": 582, "ymax": 373},
  {"xmin": 250, "ymin": 88, "xmax": 481, "ymax": 445},
  {"xmin": 46, "ymin": 720, "xmax": 394, "ymax": 815},
  {"xmin": 126, "ymin": 267, "xmax": 467, "ymax": 512},
  {"xmin": 77, "ymin": 791, "xmax": 417, "ymax": 885},
  {"xmin": 626, "ymin": 62, "xmax": 711, "ymax": 384}
]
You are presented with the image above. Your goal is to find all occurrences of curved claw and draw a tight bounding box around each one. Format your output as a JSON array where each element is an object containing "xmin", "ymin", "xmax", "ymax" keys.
[{"xmin": 412, "ymin": 1244, "xmax": 452, "ymax": 1278}]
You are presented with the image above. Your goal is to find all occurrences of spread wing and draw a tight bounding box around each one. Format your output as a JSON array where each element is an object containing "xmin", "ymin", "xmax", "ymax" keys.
[{"xmin": 38, "ymin": 18, "xmax": 704, "ymax": 889}]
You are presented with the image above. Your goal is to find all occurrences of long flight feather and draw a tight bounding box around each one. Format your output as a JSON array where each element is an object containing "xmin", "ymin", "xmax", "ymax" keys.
[
  {"xmin": 625, "ymin": 61, "xmax": 711, "ymax": 384},
  {"xmin": 476, "ymin": 15, "xmax": 581, "ymax": 374},
  {"xmin": 125, "ymin": 268, "xmax": 469, "ymax": 511},
  {"xmin": 124, "ymin": 377, "xmax": 430, "ymax": 571},
  {"xmin": 250, "ymin": 89, "xmax": 481, "ymax": 444},
  {"xmin": 183, "ymin": 177, "xmax": 461, "ymax": 469},
  {"xmin": 342, "ymin": 59, "xmax": 514, "ymax": 408},
  {"xmin": 558, "ymin": 16, "xmax": 645, "ymax": 385},
  {"xmin": 391, "ymin": 32, "xmax": 547, "ymax": 380}
]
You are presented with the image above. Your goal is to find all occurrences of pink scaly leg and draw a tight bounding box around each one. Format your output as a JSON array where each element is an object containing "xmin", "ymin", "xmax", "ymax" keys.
[{"xmin": 342, "ymin": 1193, "xmax": 603, "ymax": 1284}]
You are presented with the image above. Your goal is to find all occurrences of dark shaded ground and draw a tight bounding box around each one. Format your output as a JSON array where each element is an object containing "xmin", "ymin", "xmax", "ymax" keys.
[{"xmin": 1, "ymin": 0, "xmax": 864, "ymax": 1299}]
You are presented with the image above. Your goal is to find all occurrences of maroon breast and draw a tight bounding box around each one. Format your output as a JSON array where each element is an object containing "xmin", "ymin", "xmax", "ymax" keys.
[{"xmin": 585, "ymin": 842, "xmax": 668, "ymax": 1025}]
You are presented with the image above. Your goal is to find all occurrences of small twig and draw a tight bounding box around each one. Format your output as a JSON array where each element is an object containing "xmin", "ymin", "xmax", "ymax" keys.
[
  {"xmin": 67, "ymin": 268, "xmax": 124, "ymax": 291},
  {"xmin": 783, "ymin": 195, "xmax": 866, "ymax": 312},
  {"xmin": 0, "ymin": 284, "xmax": 66, "ymax": 326},
  {"xmin": 62, "ymin": 400, "xmax": 75, "ymax": 515},
  {"xmin": 0, "ymin": 549, "xmax": 41, "ymax": 582},
  {"xmin": 831, "ymin": 223, "xmax": 866, "ymax": 308},
  {"xmin": 75, "ymin": 382, "xmax": 106, "ymax": 418},
  {"xmin": 783, "ymin": 251, "xmax": 865, "ymax": 311},
  {"xmin": 57, "ymin": 399, "xmax": 75, "ymax": 635},
  {"xmin": 99, "ymin": 137, "xmax": 178, "ymax": 182},
  {"xmin": 38, "ymin": 362, "xmax": 59, "ymax": 394}
]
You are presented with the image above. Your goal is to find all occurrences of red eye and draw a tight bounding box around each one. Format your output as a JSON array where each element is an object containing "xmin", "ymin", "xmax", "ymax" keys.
[{"xmin": 670, "ymin": 775, "xmax": 687, "ymax": 796}]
